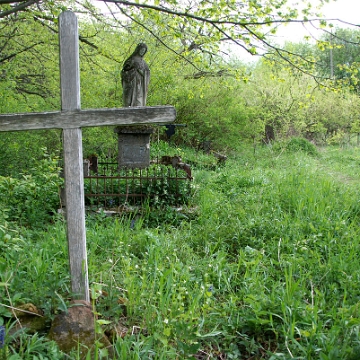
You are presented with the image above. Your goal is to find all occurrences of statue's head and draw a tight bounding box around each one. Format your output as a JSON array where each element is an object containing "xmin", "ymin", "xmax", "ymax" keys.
[{"xmin": 135, "ymin": 43, "xmax": 148, "ymax": 57}]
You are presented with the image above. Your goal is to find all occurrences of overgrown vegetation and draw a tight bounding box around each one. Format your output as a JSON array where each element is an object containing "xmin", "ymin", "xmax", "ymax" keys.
[
  {"xmin": 2, "ymin": 2, "xmax": 360, "ymax": 358},
  {"xmin": 2, "ymin": 1, "xmax": 360, "ymax": 175},
  {"xmin": 2, "ymin": 140, "xmax": 360, "ymax": 359},
  {"xmin": 0, "ymin": 149, "xmax": 62, "ymax": 227}
]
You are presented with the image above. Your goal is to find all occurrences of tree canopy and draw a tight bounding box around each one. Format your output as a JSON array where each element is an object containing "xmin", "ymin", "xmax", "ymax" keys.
[
  {"xmin": 1, "ymin": 0, "xmax": 360, "ymax": 174},
  {"xmin": 1, "ymin": 0, "xmax": 358, "ymax": 85}
]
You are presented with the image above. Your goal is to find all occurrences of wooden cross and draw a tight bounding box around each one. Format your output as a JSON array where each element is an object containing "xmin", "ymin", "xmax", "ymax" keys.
[{"xmin": 0, "ymin": 11, "xmax": 175, "ymax": 301}]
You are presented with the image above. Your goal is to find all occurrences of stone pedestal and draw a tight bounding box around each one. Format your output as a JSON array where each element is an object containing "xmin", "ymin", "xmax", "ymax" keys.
[{"xmin": 114, "ymin": 126, "xmax": 154, "ymax": 169}]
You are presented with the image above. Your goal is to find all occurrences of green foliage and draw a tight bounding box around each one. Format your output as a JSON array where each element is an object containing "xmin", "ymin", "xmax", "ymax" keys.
[
  {"xmin": 0, "ymin": 218, "xmax": 25, "ymax": 260},
  {"xmin": 1, "ymin": 330, "xmax": 63, "ymax": 360},
  {"xmin": 285, "ymin": 137, "xmax": 318, "ymax": 155},
  {"xmin": 316, "ymin": 28, "xmax": 360, "ymax": 91},
  {"xmin": 82, "ymin": 127, "xmax": 118, "ymax": 161},
  {"xmin": 2, "ymin": 5, "xmax": 360, "ymax": 154},
  {"xmin": 0, "ymin": 10, "xmax": 60, "ymax": 112},
  {"xmin": 170, "ymin": 76, "xmax": 256, "ymax": 148},
  {"xmin": 3, "ymin": 144, "xmax": 360, "ymax": 359},
  {"xmin": 0, "ymin": 131, "xmax": 61, "ymax": 177},
  {"xmin": 0, "ymin": 150, "xmax": 63, "ymax": 227},
  {"xmin": 0, "ymin": 0, "xmax": 340, "ymax": 91}
]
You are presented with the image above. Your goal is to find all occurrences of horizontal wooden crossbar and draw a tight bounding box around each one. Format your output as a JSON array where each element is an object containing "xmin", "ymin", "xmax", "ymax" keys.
[{"xmin": 0, "ymin": 105, "xmax": 176, "ymax": 132}]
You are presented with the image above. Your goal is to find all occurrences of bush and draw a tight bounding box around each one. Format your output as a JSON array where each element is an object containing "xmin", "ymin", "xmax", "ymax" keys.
[
  {"xmin": 0, "ymin": 151, "xmax": 63, "ymax": 228},
  {"xmin": 285, "ymin": 137, "xmax": 318, "ymax": 155}
]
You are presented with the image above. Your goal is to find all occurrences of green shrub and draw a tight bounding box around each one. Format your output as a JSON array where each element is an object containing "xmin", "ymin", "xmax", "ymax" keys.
[
  {"xmin": 0, "ymin": 152, "xmax": 63, "ymax": 227},
  {"xmin": 0, "ymin": 132, "xmax": 61, "ymax": 178},
  {"xmin": 285, "ymin": 137, "xmax": 318, "ymax": 155}
]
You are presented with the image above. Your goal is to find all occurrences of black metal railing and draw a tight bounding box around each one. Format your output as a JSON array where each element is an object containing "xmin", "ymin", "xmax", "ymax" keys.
[{"xmin": 84, "ymin": 163, "xmax": 191, "ymax": 208}]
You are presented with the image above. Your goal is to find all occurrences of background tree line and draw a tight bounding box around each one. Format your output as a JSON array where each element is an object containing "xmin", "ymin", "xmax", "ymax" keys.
[{"xmin": 1, "ymin": 0, "xmax": 360, "ymax": 176}]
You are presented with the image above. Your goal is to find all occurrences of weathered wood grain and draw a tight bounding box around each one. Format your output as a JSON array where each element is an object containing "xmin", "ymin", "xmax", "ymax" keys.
[
  {"xmin": 62, "ymin": 128, "xmax": 89, "ymax": 300},
  {"xmin": 60, "ymin": 11, "xmax": 81, "ymax": 112},
  {"xmin": 0, "ymin": 106, "xmax": 176, "ymax": 132},
  {"xmin": 59, "ymin": 11, "xmax": 89, "ymax": 301}
]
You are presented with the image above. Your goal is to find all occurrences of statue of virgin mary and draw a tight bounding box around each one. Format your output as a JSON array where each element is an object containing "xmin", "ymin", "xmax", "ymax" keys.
[{"xmin": 121, "ymin": 43, "xmax": 150, "ymax": 107}]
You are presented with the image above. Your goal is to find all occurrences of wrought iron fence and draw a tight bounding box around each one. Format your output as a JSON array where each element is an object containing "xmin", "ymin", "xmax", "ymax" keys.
[{"xmin": 84, "ymin": 162, "xmax": 192, "ymax": 209}]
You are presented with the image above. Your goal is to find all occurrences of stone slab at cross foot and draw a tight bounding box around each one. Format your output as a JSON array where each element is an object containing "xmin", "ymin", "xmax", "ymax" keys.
[{"xmin": 0, "ymin": 10, "xmax": 176, "ymax": 302}]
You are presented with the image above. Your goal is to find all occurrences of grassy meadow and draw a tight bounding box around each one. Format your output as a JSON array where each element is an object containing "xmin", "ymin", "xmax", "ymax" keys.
[{"xmin": 2, "ymin": 139, "xmax": 360, "ymax": 359}]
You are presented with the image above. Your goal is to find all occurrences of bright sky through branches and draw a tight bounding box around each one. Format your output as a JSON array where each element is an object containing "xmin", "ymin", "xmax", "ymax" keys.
[
  {"xmin": 276, "ymin": 0, "xmax": 360, "ymax": 43},
  {"xmin": 92, "ymin": 0, "xmax": 360, "ymax": 62},
  {"xmin": 321, "ymin": 0, "xmax": 360, "ymax": 25}
]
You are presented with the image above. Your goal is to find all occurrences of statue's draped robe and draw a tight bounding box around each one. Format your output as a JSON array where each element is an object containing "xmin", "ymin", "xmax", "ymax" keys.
[{"xmin": 121, "ymin": 45, "xmax": 150, "ymax": 107}]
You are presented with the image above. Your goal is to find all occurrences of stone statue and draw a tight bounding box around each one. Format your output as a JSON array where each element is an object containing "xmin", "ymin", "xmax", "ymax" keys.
[{"xmin": 121, "ymin": 43, "xmax": 150, "ymax": 107}]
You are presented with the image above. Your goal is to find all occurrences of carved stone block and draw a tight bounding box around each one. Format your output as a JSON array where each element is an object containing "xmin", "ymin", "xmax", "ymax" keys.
[{"xmin": 114, "ymin": 126, "xmax": 154, "ymax": 168}]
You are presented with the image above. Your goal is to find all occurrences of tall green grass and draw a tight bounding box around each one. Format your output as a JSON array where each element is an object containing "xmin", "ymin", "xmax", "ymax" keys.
[{"xmin": 2, "ymin": 142, "xmax": 360, "ymax": 359}]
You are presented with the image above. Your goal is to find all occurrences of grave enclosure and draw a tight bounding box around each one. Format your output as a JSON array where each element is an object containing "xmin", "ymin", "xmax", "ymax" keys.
[
  {"xmin": 0, "ymin": 11, "xmax": 176, "ymax": 301},
  {"xmin": 83, "ymin": 160, "xmax": 192, "ymax": 210},
  {"xmin": 81, "ymin": 125, "xmax": 192, "ymax": 210}
]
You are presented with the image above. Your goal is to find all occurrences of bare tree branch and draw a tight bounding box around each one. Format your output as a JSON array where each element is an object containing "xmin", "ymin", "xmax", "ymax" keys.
[
  {"xmin": 184, "ymin": 69, "xmax": 231, "ymax": 79},
  {"xmin": 115, "ymin": 3, "xmax": 203, "ymax": 71},
  {"xmin": 0, "ymin": 41, "xmax": 43, "ymax": 63},
  {"xmin": 16, "ymin": 86, "xmax": 48, "ymax": 98},
  {"xmin": 98, "ymin": 0, "xmax": 350, "ymax": 28},
  {"xmin": 0, "ymin": 0, "xmax": 39, "ymax": 18},
  {"xmin": 0, "ymin": 0, "xmax": 30, "ymax": 3}
]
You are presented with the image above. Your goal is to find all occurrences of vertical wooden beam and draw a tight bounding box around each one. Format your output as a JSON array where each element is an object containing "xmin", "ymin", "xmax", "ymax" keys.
[{"xmin": 59, "ymin": 11, "xmax": 89, "ymax": 301}]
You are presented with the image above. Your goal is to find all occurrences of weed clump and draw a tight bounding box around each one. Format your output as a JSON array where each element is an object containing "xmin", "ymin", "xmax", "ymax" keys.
[{"xmin": 286, "ymin": 137, "xmax": 318, "ymax": 155}]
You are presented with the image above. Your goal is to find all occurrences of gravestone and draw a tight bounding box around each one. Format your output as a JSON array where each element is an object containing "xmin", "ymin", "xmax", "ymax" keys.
[
  {"xmin": 114, "ymin": 126, "xmax": 154, "ymax": 168},
  {"xmin": 0, "ymin": 11, "xmax": 175, "ymax": 301}
]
